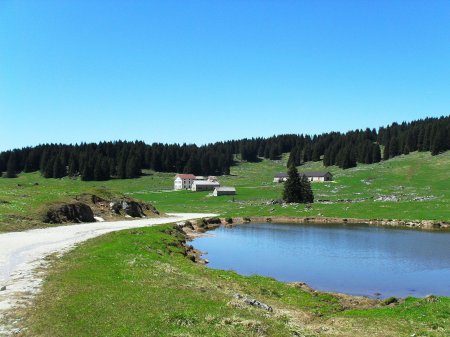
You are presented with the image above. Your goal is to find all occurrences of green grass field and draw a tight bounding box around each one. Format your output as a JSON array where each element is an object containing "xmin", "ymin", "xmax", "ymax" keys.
[
  {"xmin": 19, "ymin": 225, "xmax": 449, "ymax": 336},
  {"xmin": 1, "ymin": 151, "xmax": 449, "ymax": 232},
  {"xmin": 3, "ymin": 152, "xmax": 449, "ymax": 336}
]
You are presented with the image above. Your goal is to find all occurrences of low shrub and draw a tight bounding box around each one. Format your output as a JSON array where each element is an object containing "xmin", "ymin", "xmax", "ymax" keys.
[
  {"xmin": 383, "ymin": 297, "xmax": 398, "ymax": 305},
  {"xmin": 225, "ymin": 217, "xmax": 233, "ymax": 224}
]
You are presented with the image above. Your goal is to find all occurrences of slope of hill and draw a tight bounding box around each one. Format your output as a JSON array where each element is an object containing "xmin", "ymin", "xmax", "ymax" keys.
[
  {"xmin": 0, "ymin": 151, "xmax": 449, "ymax": 232},
  {"xmin": 130, "ymin": 150, "xmax": 450, "ymax": 222}
]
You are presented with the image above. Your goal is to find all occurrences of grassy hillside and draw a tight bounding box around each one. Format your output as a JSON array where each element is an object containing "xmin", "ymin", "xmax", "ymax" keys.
[
  {"xmin": 1, "ymin": 151, "xmax": 449, "ymax": 232},
  {"xmin": 19, "ymin": 225, "xmax": 449, "ymax": 336}
]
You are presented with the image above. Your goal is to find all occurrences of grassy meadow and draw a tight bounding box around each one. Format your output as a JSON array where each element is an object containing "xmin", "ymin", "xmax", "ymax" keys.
[
  {"xmin": 20, "ymin": 225, "xmax": 449, "ymax": 336},
  {"xmin": 1, "ymin": 151, "xmax": 449, "ymax": 232},
  {"xmin": 2, "ymin": 152, "xmax": 449, "ymax": 336}
]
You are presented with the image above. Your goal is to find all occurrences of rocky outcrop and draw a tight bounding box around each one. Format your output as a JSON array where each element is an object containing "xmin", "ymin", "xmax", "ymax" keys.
[
  {"xmin": 43, "ymin": 202, "xmax": 95, "ymax": 224},
  {"xmin": 42, "ymin": 193, "xmax": 160, "ymax": 224},
  {"xmin": 109, "ymin": 200, "xmax": 159, "ymax": 218}
]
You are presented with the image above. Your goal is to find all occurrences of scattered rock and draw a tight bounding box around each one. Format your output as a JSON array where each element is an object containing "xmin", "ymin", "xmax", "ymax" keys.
[
  {"xmin": 233, "ymin": 293, "xmax": 273, "ymax": 312},
  {"xmin": 109, "ymin": 199, "xmax": 158, "ymax": 217},
  {"xmin": 91, "ymin": 194, "xmax": 107, "ymax": 204},
  {"xmin": 122, "ymin": 201, "xmax": 145, "ymax": 217},
  {"xmin": 0, "ymin": 285, "xmax": 6, "ymax": 291},
  {"xmin": 290, "ymin": 282, "xmax": 315, "ymax": 293},
  {"xmin": 413, "ymin": 196, "xmax": 436, "ymax": 202},
  {"xmin": 43, "ymin": 202, "xmax": 95, "ymax": 224},
  {"xmin": 94, "ymin": 216, "xmax": 105, "ymax": 222},
  {"xmin": 375, "ymin": 195, "xmax": 399, "ymax": 202},
  {"xmin": 267, "ymin": 199, "xmax": 283, "ymax": 205},
  {"xmin": 425, "ymin": 295, "xmax": 438, "ymax": 303}
]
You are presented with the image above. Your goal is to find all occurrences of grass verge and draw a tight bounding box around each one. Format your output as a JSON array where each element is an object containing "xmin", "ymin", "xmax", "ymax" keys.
[{"xmin": 19, "ymin": 225, "xmax": 449, "ymax": 336}]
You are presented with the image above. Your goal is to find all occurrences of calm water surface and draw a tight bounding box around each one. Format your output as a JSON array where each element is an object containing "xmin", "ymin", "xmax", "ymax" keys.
[{"xmin": 192, "ymin": 223, "xmax": 450, "ymax": 298}]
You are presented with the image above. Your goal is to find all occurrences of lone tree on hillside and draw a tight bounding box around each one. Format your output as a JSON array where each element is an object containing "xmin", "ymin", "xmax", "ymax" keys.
[
  {"xmin": 282, "ymin": 164, "xmax": 314, "ymax": 203},
  {"xmin": 300, "ymin": 174, "xmax": 314, "ymax": 203}
]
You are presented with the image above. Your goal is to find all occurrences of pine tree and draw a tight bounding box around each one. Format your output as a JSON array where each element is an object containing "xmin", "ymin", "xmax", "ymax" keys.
[
  {"xmin": 40, "ymin": 150, "xmax": 49, "ymax": 175},
  {"xmin": 24, "ymin": 150, "xmax": 39, "ymax": 173},
  {"xmin": 269, "ymin": 144, "xmax": 279, "ymax": 160},
  {"xmin": 383, "ymin": 141, "xmax": 390, "ymax": 160},
  {"xmin": 263, "ymin": 145, "xmax": 270, "ymax": 159},
  {"xmin": 93, "ymin": 158, "xmax": 103, "ymax": 180},
  {"xmin": 126, "ymin": 154, "xmax": 141, "ymax": 178},
  {"xmin": 389, "ymin": 137, "xmax": 400, "ymax": 158},
  {"xmin": 5, "ymin": 153, "xmax": 17, "ymax": 178},
  {"xmin": 431, "ymin": 127, "xmax": 446, "ymax": 155},
  {"xmin": 52, "ymin": 155, "xmax": 66, "ymax": 178},
  {"xmin": 303, "ymin": 144, "xmax": 312, "ymax": 162},
  {"xmin": 282, "ymin": 165, "xmax": 303, "ymax": 203},
  {"xmin": 43, "ymin": 157, "xmax": 54, "ymax": 178},
  {"xmin": 300, "ymin": 174, "xmax": 314, "ymax": 203},
  {"xmin": 67, "ymin": 154, "xmax": 78, "ymax": 176},
  {"xmin": 372, "ymin": 144, "xmax": 381, "ymax": 163},
  {"xmin": 312, "ymin": 145, "xmax": 320, "ymax": 162}
]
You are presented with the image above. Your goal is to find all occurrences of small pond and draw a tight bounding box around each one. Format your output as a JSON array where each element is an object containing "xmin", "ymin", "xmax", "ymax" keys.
[{"xmin": 192, "ymin": 223, "xmax": 450, "ymax": 298}]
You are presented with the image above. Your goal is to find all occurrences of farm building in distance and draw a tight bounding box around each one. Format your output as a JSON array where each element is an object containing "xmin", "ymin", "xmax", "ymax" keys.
[
  {"xmin": 301, "ymin": 171, "xmax": 333, "ymax": 182},
  {"xmin": 213, "ymin": 186, "xmax": 236, "ymax": 196},
  {"xmin": 191, "ymin": 180, "xmax": 220, "ymax": 192},
  {"xmin": 273, "ymin": 172, "xmax": 289, "ymax": 183},
  {"xmin": 273, "ymin": 171, "xmax": 333, "ymax": 183},
  {"xmin": 174, "ymin": 174, "xmax": 196, "ymax": 190}
]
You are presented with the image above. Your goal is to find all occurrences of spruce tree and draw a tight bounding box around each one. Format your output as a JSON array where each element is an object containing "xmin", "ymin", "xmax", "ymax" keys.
[
  {"xmin": 372, "ymin": 145, "xmax": 381, "ymax": 163},
  {"xmin": 312, "ymin": 145, "xmax": 320, "ymax": 162},
  {"xmin": 93, "ymin": 158, "xmax": 103, "ymax": 180},
  {"xmin": 52, "ymin": 155, "xmax": 66, "ymax": 178},
  {"xmin": 43, "ymin": 158, "xmax": 54, "ymax": 178},
  {"xmin": 383, "ymin": 141, "xmax": 390, "ymax": 160},
  {"xmin": 300, "ymin": 174, "xmax": 314, "ymax": 203},
  {"xmin": 389, "ymin": 137, "xmax": 399, "ymax": 158},
  {"xmin": 282, "ymin": 164, "xmax": 303, "ymax": 203},
  {"xmin": 5, "ymin": 153, "xmax": 17, "ymax": 178},
  {"xmin": 431, "ymin": 127, "xmax": 446, "ymax": 155},
  {"xmin": 67, "ymin": 154, "xmax": 78, "ymax": 176}
]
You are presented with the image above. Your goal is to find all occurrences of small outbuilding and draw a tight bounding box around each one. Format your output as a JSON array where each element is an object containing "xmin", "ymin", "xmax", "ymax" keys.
[
  {"xmin": 213, "ymin": 186, "xmax": 236, "ymax": 196},
  {"xmin": 301, "ymin": 171, "xmax": 333, "ymax": 182},
  {"xmin": 191, "ymin": 180, "xmax": 220, "ymax": 192},
  {"xmin": 273, "ymin": 172, "xmax": 289, "ymax": 183}
]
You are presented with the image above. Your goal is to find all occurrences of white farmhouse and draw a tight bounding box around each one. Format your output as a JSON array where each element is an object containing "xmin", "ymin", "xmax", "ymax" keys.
[{"xmin": 174, "ymin": 174, "xmax": 196, "ymax": 190}]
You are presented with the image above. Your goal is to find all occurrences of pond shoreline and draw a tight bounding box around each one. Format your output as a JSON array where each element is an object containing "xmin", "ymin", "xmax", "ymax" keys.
[
  {"xmin": 230, "ymin": 215, "xmax": 450, "ymax": 230},
  {"xmin": 179, "ymin": 216, "xmax": 450, "ymax": 300},
  {"xmin": 179, "ymin": 220, "xmax": 386, "ymax": 307}
]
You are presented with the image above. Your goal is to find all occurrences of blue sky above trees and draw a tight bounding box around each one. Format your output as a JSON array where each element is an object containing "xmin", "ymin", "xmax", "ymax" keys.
[{"xmin": 1, "ymin": 0, "xmax": 449, "ymax": 151}]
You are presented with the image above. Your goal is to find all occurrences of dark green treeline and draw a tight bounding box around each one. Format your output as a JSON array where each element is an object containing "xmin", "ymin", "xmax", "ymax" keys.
[{"xmin": 1, "ymin": 115, "xmax": 449, "ymax": 180}]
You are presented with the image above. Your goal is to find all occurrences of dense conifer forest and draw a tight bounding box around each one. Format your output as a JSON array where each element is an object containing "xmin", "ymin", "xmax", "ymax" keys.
[{"xmin": 1, "ymin": 115, "xmax": 449, "ymax": 181}]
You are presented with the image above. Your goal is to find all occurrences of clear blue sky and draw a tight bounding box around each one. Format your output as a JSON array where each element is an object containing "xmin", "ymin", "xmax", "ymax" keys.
[{"xmin": 1, "ymin": 0, "xmax": 449, "ymax": 151}]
